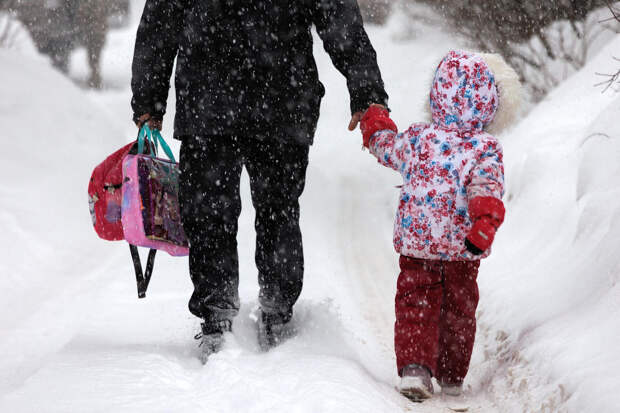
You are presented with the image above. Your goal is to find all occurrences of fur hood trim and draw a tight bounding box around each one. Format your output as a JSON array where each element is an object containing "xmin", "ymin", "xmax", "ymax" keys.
[{"xmin": 478, "ymin": 52, "xmax": 522, "ymax": 135}]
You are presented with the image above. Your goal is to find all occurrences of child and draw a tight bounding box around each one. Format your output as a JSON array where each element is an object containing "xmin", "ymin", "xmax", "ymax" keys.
[{"xmin": 359, "ymin": 50, "xmax": 521, "ymax": 401}]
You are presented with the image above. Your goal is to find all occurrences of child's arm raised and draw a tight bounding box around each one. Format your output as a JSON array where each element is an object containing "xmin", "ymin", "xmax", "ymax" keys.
[{"xmin": 360, "ymin": 106, "xmax": 408, "ymax": 173}]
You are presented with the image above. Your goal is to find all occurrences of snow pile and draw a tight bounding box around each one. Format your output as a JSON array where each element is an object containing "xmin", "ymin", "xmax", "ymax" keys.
[
  {"xmin": 472, "ymin": 35, "xmax": 620, "ymax": 412},
  {"xmin": 0, "ymin": 49, "xmax": 127, "ymax": 392}
]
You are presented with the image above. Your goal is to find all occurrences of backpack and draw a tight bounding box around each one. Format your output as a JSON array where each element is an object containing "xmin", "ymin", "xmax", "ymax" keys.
[{"xmin": 88, "ymin": 126, "xmax": 188, "ymax": 298}]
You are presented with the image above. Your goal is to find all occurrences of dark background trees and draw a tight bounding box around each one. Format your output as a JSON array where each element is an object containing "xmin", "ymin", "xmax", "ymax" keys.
[
  {"xmin": 408, "ymin": 0, "xmax": 611, "ymax": 100},
  {"xmin": 357, "ymin": 0, "xmax": 392, "ymax": 25},
  {"xmin": 358, "ymin": 0, "xmax": 619, "ymax": 100}
]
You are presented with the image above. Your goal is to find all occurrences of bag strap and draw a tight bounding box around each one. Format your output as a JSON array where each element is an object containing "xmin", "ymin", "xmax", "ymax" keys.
[
  {"xmin": 129, "ymin": 245, "xmax": 157, "ymax": 299},
  {"xmin": 152, "ymin": 129, "xmax": 176, "ymax": 163},
  {"xmin": 137, "ymin": 125, "xmax": 176, "ymax": 163},
  {"xmin": 137, "ymin": 125, "xmax": 156, "ymax": 157}
]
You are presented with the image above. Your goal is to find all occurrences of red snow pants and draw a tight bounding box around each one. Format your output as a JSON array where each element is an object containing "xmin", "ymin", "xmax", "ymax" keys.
[{"xmin": 395, "ymin": 256, "xmax": 480, "ymax": 385}]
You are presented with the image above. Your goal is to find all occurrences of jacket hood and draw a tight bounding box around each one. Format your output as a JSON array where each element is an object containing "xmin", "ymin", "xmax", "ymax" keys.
[{"xmin": 429, "ymin": 50, "xmax": 499, "ymax": 132}]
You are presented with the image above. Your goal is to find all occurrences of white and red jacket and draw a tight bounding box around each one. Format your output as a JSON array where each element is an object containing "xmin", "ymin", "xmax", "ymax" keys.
[{"xmin": 361, "ymin": 50, "xmax": 506, "ymax": 261}]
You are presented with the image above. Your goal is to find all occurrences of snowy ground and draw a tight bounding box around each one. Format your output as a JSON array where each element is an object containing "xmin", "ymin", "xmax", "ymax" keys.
[{"xmin": 1, "ymin": 4, "xmax": 620, "ymax": 413}]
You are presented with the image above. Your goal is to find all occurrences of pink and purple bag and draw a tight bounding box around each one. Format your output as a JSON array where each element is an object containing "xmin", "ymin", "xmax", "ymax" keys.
[
  {"xmin": 89, "ymin": 125, "xmax": 188, "ymax": 298},
  {"xmin": 122, "ymin": 151, "xmax": 189, "ymax": 257}
]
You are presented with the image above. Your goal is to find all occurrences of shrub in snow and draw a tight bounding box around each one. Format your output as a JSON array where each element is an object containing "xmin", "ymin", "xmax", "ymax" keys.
[{"xmin": 400, "ymin": 0, "xmax": 620, "ymax": 101}]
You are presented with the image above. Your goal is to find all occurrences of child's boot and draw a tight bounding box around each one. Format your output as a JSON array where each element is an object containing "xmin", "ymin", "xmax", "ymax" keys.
[
  {"xmin": 440, "ymin": 382, "xmax": 468, "ymax": 411},
  {"xmin": 398, "ymin": 364, "xmax": 434, "ymax": 402}
]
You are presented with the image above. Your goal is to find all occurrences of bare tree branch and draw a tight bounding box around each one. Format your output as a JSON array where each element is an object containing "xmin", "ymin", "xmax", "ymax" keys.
[
  {"xmin": 595, "ymin": 56, "xmax": 620, "ymax": 92},
  {"xmin": 604, "ymin": 0, "xmax": 620, "ymax": 22}
]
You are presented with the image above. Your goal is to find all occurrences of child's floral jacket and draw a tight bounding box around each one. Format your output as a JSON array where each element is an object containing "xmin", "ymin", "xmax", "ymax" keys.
[{"xmin": 367, "ymin": 51, "xmax": 505, "ymax": 261}]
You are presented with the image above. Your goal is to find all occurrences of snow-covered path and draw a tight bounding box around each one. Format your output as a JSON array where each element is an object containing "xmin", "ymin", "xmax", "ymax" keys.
[
  {"xmin": 0, "ymin": 14, "xmax": 492, "ymax": 411},
  {"xmin": 7, "ymin": 4, "xmax": 620, "ymax": 412}
]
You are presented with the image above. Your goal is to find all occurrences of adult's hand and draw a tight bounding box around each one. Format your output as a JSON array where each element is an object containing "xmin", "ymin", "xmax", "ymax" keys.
[
  {"xmin": 348, "ymin": 104, "xmax": 386, "ymax": 131},
  {"xmin": 135, "ymin": 113, "xmax": 163, "ymax": 131}
]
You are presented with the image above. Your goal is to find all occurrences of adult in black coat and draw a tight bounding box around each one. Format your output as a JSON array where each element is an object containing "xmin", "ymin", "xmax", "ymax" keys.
[{"xmin": 131, "ymin": 0, "xmax": 388, "ymax": 357}]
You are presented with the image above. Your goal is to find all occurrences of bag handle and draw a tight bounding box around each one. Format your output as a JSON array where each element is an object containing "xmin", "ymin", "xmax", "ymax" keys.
[
  {"xmin": 137, "ymin": 125, "xmax": 155, "ymax": 157},
  {"xmin": 129, "ymin": 245, "xmax": 157, "ymax": 299},
  {"xmin": 152, "ymin": 128, "xmax": 176, "ymax": 163},
  {"xmin": 137, "ymin": 125, "xmax": 177, "ymax": 163}
]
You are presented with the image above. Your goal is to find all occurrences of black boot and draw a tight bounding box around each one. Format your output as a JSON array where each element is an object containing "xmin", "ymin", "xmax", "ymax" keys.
[
  {"xmin": 195, "ymin": 319, "xmax": 232, "ymax": 364},
  {"xmin": 257, "ymin": 309, "xmax": 295, "ymax": 351}
]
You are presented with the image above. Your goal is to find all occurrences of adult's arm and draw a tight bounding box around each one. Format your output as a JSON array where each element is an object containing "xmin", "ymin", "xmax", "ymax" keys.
[
  {"xmin": 312, "ymin": 0, "xmax": 388, "ymax": 116},
  {"xmin": 131, "ymin": 0, "xmax": 184, "ymax": 124}
]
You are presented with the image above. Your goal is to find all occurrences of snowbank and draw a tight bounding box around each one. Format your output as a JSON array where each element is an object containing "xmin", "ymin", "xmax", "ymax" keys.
[
  {"xmin": 0, "ymin": 49, "xmax": 128, "ymax": 392},
  {"xmin": 474, "ymin": 34, "xmax": 620, "ymax": 412}
]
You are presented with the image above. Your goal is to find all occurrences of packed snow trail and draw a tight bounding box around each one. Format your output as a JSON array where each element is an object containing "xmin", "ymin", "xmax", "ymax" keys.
[
  {"xmin": 0, "ymin": 14, "xmax": 491, "ymax": 410},
  {"xmin": 0, "ymin": 10, "xmax": 451, "ymax": 412},
  {"xmin": 0, "ymin": 5, "xmax": 528, "ymax": 409}
]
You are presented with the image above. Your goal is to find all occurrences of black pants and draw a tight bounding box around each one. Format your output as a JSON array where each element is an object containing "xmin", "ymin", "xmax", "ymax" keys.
[{"xmin": 179, "ymin": 134, "xmax": 309, "ymax": 325}]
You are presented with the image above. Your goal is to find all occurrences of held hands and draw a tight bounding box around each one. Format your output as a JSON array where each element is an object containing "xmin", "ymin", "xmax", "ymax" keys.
[
  {"xmin": 465, "ymin": 197, "xmax": 506, "ymax": 255},
  {"xmin": 348, "ymin": 103, "xmax": 386, "ymax": 131},
  {"xmin": 135, "ymin": 113, "xmax": 163, "ymax": 131},
  {"xmin": 358, "ymin": 104, "xmax": 397, "ymax": 148}
]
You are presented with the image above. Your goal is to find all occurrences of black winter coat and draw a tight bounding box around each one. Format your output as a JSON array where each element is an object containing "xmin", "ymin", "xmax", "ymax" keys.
[{"xmin": 131, "ymin": 0, "xmax": 388, "ymax": 144}]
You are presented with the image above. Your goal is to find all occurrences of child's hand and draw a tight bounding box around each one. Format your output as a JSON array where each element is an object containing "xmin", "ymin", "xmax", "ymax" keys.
[
  {"xmin": 349, "ymin": 103, "xmax": 386, "ymax": 131},
  {"xmin": 360, "ymin": 105, "xmax": 397, "ymax": 148},
  {"xmin": 465, "ymin": 197, "xmax": 505, "ymax": 255},
  {"xmin": 465, "ymin": 218, "xmax": 497, "ymax": 255}
]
